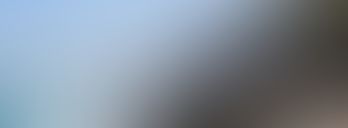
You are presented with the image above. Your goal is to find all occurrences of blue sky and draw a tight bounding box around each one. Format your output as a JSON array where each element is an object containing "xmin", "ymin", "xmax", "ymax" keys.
[{"xmin": 0, "ymin": 1, "xmax": 229, "ymax": 128}]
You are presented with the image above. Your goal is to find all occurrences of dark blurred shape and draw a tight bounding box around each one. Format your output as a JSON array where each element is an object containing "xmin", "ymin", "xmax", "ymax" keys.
[{"xmin": 144, "ymin": 1, "xmax": 347, "ymax": 128}]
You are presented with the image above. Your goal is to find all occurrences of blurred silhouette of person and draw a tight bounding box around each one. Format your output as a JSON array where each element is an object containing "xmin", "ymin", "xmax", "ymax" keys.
[{"xmin": 140, "ymin": 1, "xmax": 347, "ymax": 128}]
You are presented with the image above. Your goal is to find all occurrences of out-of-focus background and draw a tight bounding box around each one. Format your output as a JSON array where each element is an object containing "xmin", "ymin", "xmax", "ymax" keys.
[{"xmin": 0, "ymin": 0, "xmax": 345, "ymax": 128}]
